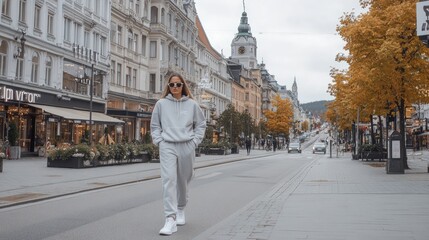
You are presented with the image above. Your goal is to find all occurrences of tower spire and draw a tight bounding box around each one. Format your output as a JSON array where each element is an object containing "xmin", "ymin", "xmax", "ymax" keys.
[{"xmin": 243, "ymin": 0, "xmax": 245, "ymax": 12}]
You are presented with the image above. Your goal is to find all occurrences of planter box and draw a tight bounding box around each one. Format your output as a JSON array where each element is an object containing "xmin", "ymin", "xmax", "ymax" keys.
[
  {"xmin": 0, "ymin": 158, "xmax": 3, "ymax": 172},
  {"xmin": 134, "ymin": 153, "xmax": 151, "ymax": 163},
  {"xmin": 231, "ymin": 147, "xmax": 239, "ymax": 154},
  {"xmin": 206, "ymin": 148, "xmax": 226, "ymax": 155},
  {"xmin": 47, "ymin": 156, "xmax": 84, "ymax": 168},
  {"xmin": 361, "ymin": 151, "xmax": 386, "ymax": 161},
  {"xmin": 8, "ymin": 146, "xmax": 21, "ymax": 160},
  {"xmin": 48, "ymin": 153, "xmax": 151, "ymax": 168}
]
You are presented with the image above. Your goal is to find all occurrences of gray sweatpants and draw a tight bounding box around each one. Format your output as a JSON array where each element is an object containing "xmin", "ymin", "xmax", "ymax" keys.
[{"xmin": 159, "ymin": 140, "xmax": 195, "ymax": 218}]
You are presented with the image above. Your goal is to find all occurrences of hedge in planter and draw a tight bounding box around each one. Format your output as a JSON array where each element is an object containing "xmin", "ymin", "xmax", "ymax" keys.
[{"xmin": 47, "ymin": 143, "xmax": 156, "ymax": 168}]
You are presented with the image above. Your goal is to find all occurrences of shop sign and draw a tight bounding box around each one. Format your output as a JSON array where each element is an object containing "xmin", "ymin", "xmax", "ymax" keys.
[
  {"xmin": 137, "ymin": 112, "xmax": 152, "ymax": 118},
  {"xmin": 0, "ymin": 86, "xmax": 41, "ymax": 103}
]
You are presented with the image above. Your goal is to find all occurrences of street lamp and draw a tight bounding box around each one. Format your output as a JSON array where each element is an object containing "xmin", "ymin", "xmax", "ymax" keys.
[
  {"xmin": 89, "ymin": 63, "xmax": 94, "ymax": 145},
  {"xmin": 13, "ymin": 29, "xmax": 26, "ymax": 59}
]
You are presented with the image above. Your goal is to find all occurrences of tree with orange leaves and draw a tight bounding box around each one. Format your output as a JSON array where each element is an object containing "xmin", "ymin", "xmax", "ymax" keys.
[
  {"xmin": 263, "ymin": 95, "xmax": 294, "ymax": 138},
  {"xmin": 329, "ymin": 0, "xmax": 429, "ymax": 168}
]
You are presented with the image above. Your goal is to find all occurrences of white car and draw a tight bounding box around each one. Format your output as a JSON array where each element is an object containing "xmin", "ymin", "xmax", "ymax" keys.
[{"xmin": 288, "ymin": 142, "xmax": 302, "ymax": 153}]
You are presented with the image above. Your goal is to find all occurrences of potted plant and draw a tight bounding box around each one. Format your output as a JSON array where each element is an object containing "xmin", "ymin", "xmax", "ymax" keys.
[{"xmin": 8, "ymin": 122, "xmax": 21, "ymax": 159}]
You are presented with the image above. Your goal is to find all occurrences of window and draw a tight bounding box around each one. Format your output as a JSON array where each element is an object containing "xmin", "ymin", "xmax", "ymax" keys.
[
  {"xmin": 95, "ymin": 0, "xmax": 101, "ymax": 16},
  {"xmin": 150, "ymin": 41, "xmax": 157, "ymax": 58},
  {"xmin": 141, "ymin": 35, "xmax": 146, "ymax": 56},
  {"xmin": 1, "ymin": 0, "xmax": 10, "ymax": 16},
  {"xmin": 117, "ymin": 63, "xmax": 122, "ymax": 85},
  {"xmin": 150, "ymin": 6, "xmax": 158, "ymax": 23},
  {"xmin": 117, "ymin": 26, "xmax": 122, "ymax": 46},
  {"xmin": 132, "ymin": 69, "xmax": 137, "ymax": 88},
  {"xmin": 0, "ymin": 41, "xmax": 7, "ymax": 76},
  {"xmin": 100, "ymin": 36, "xmax": 106, "ymax": 56},
  {"xmin": 74, "ymin": 23, "xmax": 82, "ymax": 44},
  {"xmin": 45, "ymin": 56, "xmax": 52, "ymax": 86},
  {"xmin": 16, "ymin": 58, "xmax": 24, "ymax": 81},
  {"xmin": 31, "ymin": 53, "xmax": 39, "ymax": 83},
  {"xmin": 93, "ymin": 32, "xmax": 100, "ymax": 53},
  {"xmin": 110, "ymin": 22, "xmax": 117, "ymax": 43},
  {"xmin": 84, "ymin": 30, "xmax": 90, "ymax": 47},
  {"xmin": 127, "ymin": 29, "xmax": 133, "ymax": 49},
  {"xmin": 47, "ymin": 12, "xmax": 54, "ymax": 35},
  {"xmin": 136, "ymin": 0, "xmax": 140, "ymax": 16},
  {"xmin": 126, "ymin": 66, "xmax": 131, "ymax": 87},
  {"xmin": 110, "ymin": 60, "xmax": 115, "ymax": 83},
  {"xmin": 133, "ymin": 33, "xmax": 138, "ymax": 52},
  {"xmin": 150, "ymin": 74, "xmax": 156, "ymax": 92},
  {"xmin": 19, "ymin": 0, "xmax": 26, "ymax": 22},
  {"xmin": 64, "ymin": 18, "xmax": 72, "ymax": 42},
  {"xmin": 34, "ymin": 6, "xmax": 41, "ymax": 30}
]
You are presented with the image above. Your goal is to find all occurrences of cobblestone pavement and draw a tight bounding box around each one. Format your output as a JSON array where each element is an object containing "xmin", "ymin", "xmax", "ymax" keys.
[{"xmin": 193, "ymin": 150, "xmax": 429, "ymax": 240}]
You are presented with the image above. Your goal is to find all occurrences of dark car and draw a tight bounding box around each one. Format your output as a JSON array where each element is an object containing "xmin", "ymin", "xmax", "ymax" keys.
[
  {"xmin": 288, "ymin": 142, "xmax": 302, "ymax": 153},
  {"xmin": 313, "ymin": 142, "xmax": 326, "ymax": 154}
]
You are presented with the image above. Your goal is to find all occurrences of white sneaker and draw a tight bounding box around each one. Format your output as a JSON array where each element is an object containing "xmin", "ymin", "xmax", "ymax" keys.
[
  {"xmin": 177, "ymin": 209, "xmax": 186, "ymax": 226},
  {"xmin": 159, "ymin": 217, "xmax": 177, "ymax": 235}
]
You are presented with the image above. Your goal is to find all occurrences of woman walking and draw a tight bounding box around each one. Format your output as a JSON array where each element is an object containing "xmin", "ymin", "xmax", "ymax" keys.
[{"xmin": 151, "ymin": 73, "xmax": 207, "ymax": 235}]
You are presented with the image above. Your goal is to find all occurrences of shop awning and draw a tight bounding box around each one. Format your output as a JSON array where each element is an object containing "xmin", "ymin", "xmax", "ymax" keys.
[
  {"xmin": 29, "ymin": 104, "xmax": 124, "ymax": 124},
  {"xmin": 418, "ymin": 131, "xmax": 429, "ymax": 137}
]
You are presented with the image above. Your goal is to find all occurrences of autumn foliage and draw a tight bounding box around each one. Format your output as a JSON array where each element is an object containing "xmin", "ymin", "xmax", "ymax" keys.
[
  {"xmin": 263, "ymin": 95, "xmax": 294, "ymax": 136},
  {"xmin": 328, "ymin": 0, "xmax": 429, "ymax": 167}
]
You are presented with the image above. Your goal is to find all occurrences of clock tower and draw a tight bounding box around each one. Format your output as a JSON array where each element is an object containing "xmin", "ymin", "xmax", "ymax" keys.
[{"xmin": 230, "ymin": 2, "xmax": 257, "ymax": 69}]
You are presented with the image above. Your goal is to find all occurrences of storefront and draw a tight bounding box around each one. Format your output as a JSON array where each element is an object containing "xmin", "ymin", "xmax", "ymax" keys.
[
  {"xmin": 107, "ymin": 92, "xmax": 155, "ymax": 143},
  {"xmin": 0, "ymin": 85, "xmax": 123, "ymax": 157},
  {"xmin": 106, "ymin": 109, "xmax": 152, "ymax": 143}
]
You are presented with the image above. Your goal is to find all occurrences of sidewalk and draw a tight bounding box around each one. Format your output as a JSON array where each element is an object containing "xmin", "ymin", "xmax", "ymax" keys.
[
  {"xmin": 193, "ymin": 150, "xmax": 429, "ymax": 240},
  {"xmin": 0, "ymin": 148, "xmax": 275, "ymax": 209}
]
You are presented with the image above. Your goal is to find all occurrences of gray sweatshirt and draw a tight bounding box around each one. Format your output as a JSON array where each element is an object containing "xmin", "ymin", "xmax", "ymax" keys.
[{"xmin": 150, "ymin": 94, "xmax": 207, "ymax": 147}]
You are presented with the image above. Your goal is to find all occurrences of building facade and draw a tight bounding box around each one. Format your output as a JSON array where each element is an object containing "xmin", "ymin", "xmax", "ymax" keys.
[{"xmin": 0, "ymin": 0, "xmax": 121, "ymax": 156}]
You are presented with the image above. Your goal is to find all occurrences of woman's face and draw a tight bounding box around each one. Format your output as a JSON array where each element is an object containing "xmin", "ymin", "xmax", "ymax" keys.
[{"xmin": 168, "ymin": 76, "xmax": 183, "ymax": 98}]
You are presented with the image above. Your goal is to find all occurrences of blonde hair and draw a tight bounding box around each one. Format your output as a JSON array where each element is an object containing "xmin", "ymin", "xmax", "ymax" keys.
[{"xmin": 161, "ymin": 73, "xmax": 193, "ymax": 99}]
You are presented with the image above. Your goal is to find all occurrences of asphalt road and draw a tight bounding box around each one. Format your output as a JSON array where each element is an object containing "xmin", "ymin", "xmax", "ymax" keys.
[{"xmin": 0, "ymin": 151, "xmax": 320, "ymax": 240}]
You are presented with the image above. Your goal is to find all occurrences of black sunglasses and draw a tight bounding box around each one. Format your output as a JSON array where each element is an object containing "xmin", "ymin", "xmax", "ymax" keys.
[{"xmin": 168, "ymin": 82, "xmax": 183, "ymax": 88}]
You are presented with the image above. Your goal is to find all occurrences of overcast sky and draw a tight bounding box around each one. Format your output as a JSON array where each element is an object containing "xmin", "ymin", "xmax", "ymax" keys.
[{"xmin": 195, "ymin": 0, "xmax": 366, "ymax": 104}]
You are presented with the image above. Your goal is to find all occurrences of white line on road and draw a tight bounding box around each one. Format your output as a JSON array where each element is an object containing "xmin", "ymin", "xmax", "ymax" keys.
[{"xmin": 196, "ymin": 172, "xmax": 223, "ymax": 180}]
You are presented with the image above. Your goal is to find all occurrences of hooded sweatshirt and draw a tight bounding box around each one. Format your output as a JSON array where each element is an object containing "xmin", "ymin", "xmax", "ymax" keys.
[{"xmin": 150, "ymin": 94, "xmax": 207, "ymax": 147}]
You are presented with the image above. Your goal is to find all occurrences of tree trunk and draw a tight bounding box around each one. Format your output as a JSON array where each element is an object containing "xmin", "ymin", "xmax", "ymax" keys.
[
  {"xmin": 398, "ymin": 99, "xmax": 409, "ymax": 169},
  {"xmin": 370, "ymin": 115, "xmax": 376, "ymax": 145},
  {"xmin": 378, "ymin": 115, "xmax": 383, "ymax": 147}
]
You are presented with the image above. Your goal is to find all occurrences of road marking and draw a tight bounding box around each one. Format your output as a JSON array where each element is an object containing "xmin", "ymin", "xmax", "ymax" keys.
[{"xmin": 196, "ymin": 172, "xmax": 222, "ymax": 180}]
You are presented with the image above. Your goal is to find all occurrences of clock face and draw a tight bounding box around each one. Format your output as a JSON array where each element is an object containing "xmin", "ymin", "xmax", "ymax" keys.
[{"xmin": 238, "ymin": 46, "xmax": 245, "ymax": 54}]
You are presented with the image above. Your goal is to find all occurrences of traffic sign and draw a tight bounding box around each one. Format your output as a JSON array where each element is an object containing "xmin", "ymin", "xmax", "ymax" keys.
[{"xmin": 417, "ymin": 1, "xmax": 429, "ymax": 37}]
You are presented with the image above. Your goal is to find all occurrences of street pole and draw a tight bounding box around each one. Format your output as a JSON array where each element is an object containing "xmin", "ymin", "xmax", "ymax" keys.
[
  {"xmin": 89, "ymin": 63, "xmax": 94, "ymax": 146},
  {"xmin": 356, "ymin": 107, "xmax": 360, "ymax": 156}
]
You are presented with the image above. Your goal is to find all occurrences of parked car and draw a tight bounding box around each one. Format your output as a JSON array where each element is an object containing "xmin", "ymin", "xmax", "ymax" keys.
[
  {"xmin": 288, "ymin": 142, "xmax": 302, "ymax": 153},
  {"xmin": 313, "ymin": 142, "xmax": 326, "ymax": 154}
]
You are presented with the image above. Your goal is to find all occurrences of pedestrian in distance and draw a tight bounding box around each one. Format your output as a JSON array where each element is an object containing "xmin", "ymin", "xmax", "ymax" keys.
[
  {"xmin": 245, "ymin": 136, "xmax": 251, "ymax": 155},
  {"xmin": 272, "ymin": 138, "xmax": 277, "ymax": 152},
  {"xmin": 150, "ymin": 73, "xmax": 207, "ymax": 236}
]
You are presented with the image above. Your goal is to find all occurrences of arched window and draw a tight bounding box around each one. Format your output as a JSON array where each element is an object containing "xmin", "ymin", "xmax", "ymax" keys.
[
  {"xmin": 45, "ymin": 56, "xmax": 52, "ymax": 86},
  {"xmin": 0, "ymin": 40, "xmax": 8, "ymax": 76},
  {"xmin": 31, "ymin": 52, "xmax": 39, "ymax": 83},
  {"xmin": 150, "ymin": 6, "xmax": 158, "ymax": 23},
  {"xmin": 161, "ymin": 8, "xmax": 165, "ymax": 25}
]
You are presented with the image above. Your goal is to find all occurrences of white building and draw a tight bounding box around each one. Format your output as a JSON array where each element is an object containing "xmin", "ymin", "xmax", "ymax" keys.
[{"xmin": 0, "ymin": 0, "xmax": 120, "ymax": 155}]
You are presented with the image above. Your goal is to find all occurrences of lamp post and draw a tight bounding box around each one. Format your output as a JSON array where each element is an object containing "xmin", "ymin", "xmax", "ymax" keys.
[
  {"xmin": 89, "ymin": 63, "xmax": 94, "ymax": 145},
  {"xmin": 13, "ymin": 29, "xmax": 26, "ymax": 59}
]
